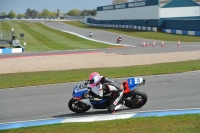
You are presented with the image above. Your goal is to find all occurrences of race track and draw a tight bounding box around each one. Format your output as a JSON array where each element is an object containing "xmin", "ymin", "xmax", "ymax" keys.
[{"xmin": 0, "ymin": 71, "xmax": 200, "ymax": 123}]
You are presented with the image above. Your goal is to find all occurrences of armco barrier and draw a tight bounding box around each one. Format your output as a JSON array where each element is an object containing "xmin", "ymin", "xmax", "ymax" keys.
[
  {"xmin": 89, "ymin": 23, "xmax": 157, "ymax": 32},
  {"xmin": 162, "ymin": 29, "xmax": 200, "ymax": 36}
]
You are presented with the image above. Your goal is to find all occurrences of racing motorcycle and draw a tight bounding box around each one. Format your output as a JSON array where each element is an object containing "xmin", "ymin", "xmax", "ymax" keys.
[
  {"xmin": 117, "ymin": 38, "xmax": 122, "ymax": 43},
  {"xmin": 68, "ymin": 77, "xmax": 147, "ymax": 113}
]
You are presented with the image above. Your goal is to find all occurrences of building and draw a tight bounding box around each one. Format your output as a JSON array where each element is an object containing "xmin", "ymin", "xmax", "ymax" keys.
[{"xmin": 87, "ymin": 0, "xmax": 200, "ymax": 35}]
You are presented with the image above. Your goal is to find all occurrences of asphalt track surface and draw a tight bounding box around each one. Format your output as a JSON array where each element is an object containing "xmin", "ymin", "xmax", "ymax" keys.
[
  {"xmin": 0, "ymin": 71, "xmax": 200, "ymax": 123},
  {"xmin": 0, "ymin": 21, "xmax": 200, "ymax": 124}
]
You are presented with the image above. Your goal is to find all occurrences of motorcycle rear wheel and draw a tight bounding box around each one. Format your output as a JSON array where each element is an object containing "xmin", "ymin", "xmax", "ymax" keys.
[
  {"xmin": 68, "ymin": 98, "xmax": 91, "ymax": 113},
  {"xmin": 124, "ymin": 89, "xmax": 147, "ymax": 109}
]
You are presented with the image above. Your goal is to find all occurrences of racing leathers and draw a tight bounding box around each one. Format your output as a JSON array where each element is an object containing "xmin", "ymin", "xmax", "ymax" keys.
[{"xmin": 90, "ymin": 76, "xmax": 124, "ymax": 113}]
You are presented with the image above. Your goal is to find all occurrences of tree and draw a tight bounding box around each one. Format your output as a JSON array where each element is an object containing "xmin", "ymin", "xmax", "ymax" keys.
[
  {"xmin": 40, "ymin": 9, "xmax": 56, "ymax": 18},
  {"xmin": 112, "ymin": 0, "xmax": 128, "ymax": 4},
  {"xmin": 25, "ymin": 8, "xmax": 31, "ymax": 17},
  {"xmin": 48, "ymin": 12, "xmax": 55, "ymax": 17},
  {"xmin": 80, "ymin": 9, "xmax": 96, "ymax": 16},
  {"xmin": 31, "ymin": 9, "xmax": 39, "ymax": 18},
  {"xmin": 25, "ymin": 8, "xmax": 39, "ymax": 18},
  {"xmin": 52, "ymin": 12, "xmax": 57, "ymax": 17},
  {"xmin": 1, "ymin": 12, "xmax": 6, "ymax": 16},
  {"xmin": 41, "ymin": 9, "xmax": 50, "ymax": 17},
  {"xmin": 38, "ymin": 12, "xmax": 42, "ymax": 17},
  {"xmin": 8, "ymin": 10, "xmax": 16, "ymax": 18},
  {"xmin": 90, "ymin": 9, "xmax": 97, "ymax": 16},
  {"xmin": 17, "ymin": 14, "xmax": 25, "ymax": 18},
  {"xmin": 67, "ymin": 9, "xmax": 81, "ymax": 16}
]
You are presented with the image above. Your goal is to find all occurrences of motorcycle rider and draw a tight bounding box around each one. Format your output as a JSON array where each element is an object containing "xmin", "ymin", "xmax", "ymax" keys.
[
  {"xmin": 89, "ymin": 31, "xmax": 93, "ymax": 37},
  {"xmin": 117, "ymin": 36, "xmax": 122, "ymax": 43},
  {"xmin": 88, "ymin": 72, "xmax": 124, "ymax": 113}
]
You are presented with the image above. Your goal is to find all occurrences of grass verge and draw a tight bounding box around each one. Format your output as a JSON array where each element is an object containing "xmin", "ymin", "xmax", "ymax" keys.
[
  {"xmin": 63, "ymin": 21, "xmax": 200, "ymax": 42},
  {"xmin": 0, "ymin": 59, "xmax": 200, "ymax": 89},
  {"xmin": 0, "ymin": 21, "xmax": 12, "ymax": 31},
  {"xmin": 1, "ymin": 114, "xmax": 200, "ymax": 133}
]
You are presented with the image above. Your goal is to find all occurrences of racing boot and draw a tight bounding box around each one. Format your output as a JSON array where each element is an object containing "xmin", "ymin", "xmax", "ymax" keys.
[{"xmin": 108, "ymin": 91, "xmax": 123, "ymax": 113}]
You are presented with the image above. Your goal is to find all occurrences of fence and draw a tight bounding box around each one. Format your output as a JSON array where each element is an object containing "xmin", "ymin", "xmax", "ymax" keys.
[{"xmin": 0, "ymin": 31, "xmax": 12, "ymax": 45}]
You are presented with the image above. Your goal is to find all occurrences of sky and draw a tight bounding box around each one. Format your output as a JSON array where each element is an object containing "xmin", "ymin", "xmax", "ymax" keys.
[{"xmin": 0, "ymin": 0, "xmax": 116, "ymax": 14}]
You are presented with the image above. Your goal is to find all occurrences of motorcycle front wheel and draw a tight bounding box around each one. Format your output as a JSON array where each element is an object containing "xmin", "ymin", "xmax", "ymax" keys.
[
  {"xmin": 124, "ymin": 89, "xmax": 147, "ymax": 109},
  {"xmin": 68, "ymin": 98, "xmax": 91, "ymax": 113}
]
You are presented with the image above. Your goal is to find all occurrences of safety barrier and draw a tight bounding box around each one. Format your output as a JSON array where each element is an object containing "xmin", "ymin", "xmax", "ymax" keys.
[
  {"xmin": 162, "ymin": 29, "xmax": 200, "ymax": 36},
  {"xmin": 89, "ymin": 23, "xmax": 157, "ymax": 32},
  {"xmin": 0, "ymin": 44, "xmax": 25, "ymax": 54}
]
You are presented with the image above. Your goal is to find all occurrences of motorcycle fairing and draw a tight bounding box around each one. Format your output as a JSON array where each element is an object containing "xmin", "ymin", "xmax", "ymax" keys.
[
  {"xmin": 91, "ymin": 99, "xmax": 107, "ymax": 105},
  {"xmin": 80, "ymin": 98, "xmax": 108, "ymax": 109},
  {"xmin": 73, "ymin": 84, "xmax": 108, "ymax": 108},
  {"xmin": 124, "ymin": 77, "xmax": 143, "ymax": 93},
  {"xmin": 90, "ymin": 99, "xmax": 108, "ymax": 109},
  {"xmin": 72, "ymin": 85, "xmax": 88, "ymax": 99}
]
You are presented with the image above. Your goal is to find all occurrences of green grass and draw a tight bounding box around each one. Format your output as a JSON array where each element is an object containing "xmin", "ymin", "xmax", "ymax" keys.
[
  {"xmin": 0, "ymin": 21, "xmax": 12, "ymax": 31},
  {"xmin": 2, "ymin": 114, "xmax": 200, "ymax": 133},
  {"xmin": 0, "ymin": 21, "xmax": 112, "ymax": 52},
  {"xmin": 0, "ymin": 59, "xmax": 200, "ymax": 89},
  {"xmin": 63, "ymin": 21, "xmax": 200, "ymax": 42}
]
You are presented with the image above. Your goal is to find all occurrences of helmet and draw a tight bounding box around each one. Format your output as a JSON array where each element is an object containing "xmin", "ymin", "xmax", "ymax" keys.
[{"xmin": 89, "ymin": 72, "xmax": 101, "ymax": 87}]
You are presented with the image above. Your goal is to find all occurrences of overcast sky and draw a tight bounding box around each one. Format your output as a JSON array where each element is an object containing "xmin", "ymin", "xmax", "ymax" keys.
[{"xmin": 0, "ymin": 0, "xmax": 119, "ymax": 14}]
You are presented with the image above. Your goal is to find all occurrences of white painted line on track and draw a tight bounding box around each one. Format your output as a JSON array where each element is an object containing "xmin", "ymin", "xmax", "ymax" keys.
[{"xmin": 61, "ymin": 113, "xmax": 136, "ymax": 123}]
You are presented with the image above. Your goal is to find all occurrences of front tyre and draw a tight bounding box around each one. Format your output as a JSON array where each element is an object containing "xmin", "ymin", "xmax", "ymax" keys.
[
  {"xmin": 68, "ymin": 98, "xmax": 91, "ymax": 113},
  {"xmin": 124, "ymin": 90, "xmax": 147, "ymax": 109}
]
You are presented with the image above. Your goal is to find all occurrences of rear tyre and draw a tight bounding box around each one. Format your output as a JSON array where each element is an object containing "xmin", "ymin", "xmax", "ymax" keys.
[
  {"xmin": 68, "ymin": 98, "xmax": 91, "ymax": 113},
  {"xmin": 124, "ymin": 90, "xmax": 147, "ymax": 109}
]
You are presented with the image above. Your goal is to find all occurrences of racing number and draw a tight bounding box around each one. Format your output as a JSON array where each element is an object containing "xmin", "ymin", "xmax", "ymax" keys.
[{"xmin": 135, "ymin": 78, "xmax": 141, "ymax": 84}]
